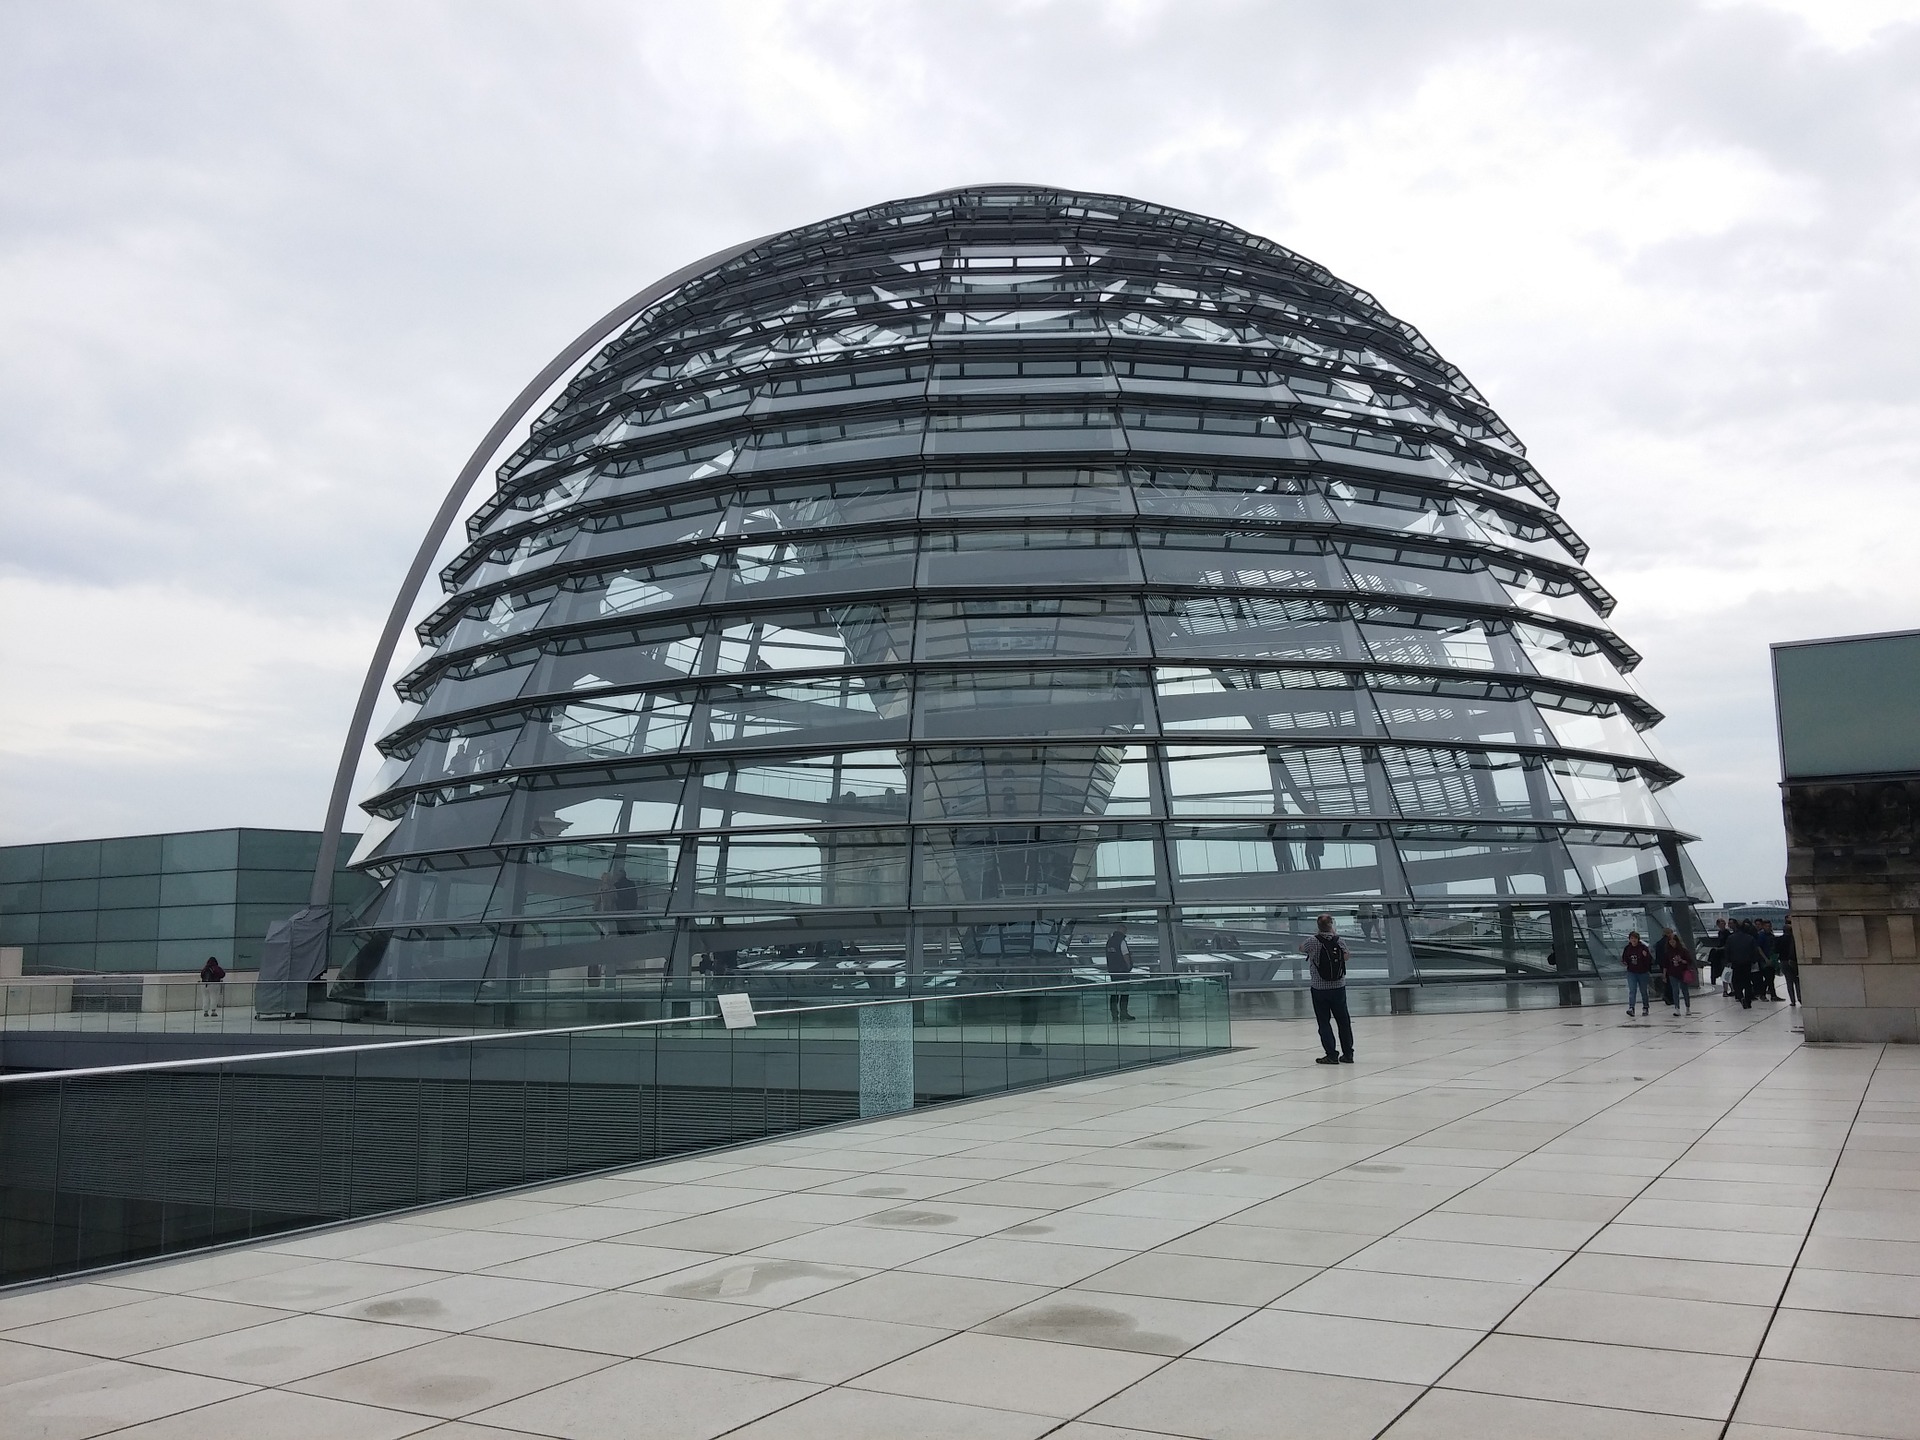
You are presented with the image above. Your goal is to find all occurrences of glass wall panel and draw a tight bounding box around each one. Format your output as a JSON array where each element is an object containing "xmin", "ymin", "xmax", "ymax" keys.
[
  {"xmin": 703, "ymin": 675, "xmax": 910, "ymax": 748},
  {"xmin": 918, "ymin": 597, "xmax": 1147, "ymax": 661},
  {"xmin": 1539, "ymin": 705, "xmax": 1657, "ymax": 762},
  {"xmin": 1548, "ymin": 760, "xmax": 1671, "ymax": 828},
  {"xmin": 1147, "ymin": 596, "xmax": 1358, "ymax": 663},
  {"xmin": 690, "ymin": 830, "xmax": 909, "ymax": 909},
  {"xmin": 919, "ymin": 530, "xmax": 1142, "ymax": 588},
  {"xmin": 914, "ymin": 746, "xmax": 1152, "ymax": 821},
  {"xmin": 1139, "ymin": 531, "xmax": 1344, "ymax": 591},
  {"xmin": 1164, "ymin": 743, "xmax": 1371, "ymax": 816},
  {"xmin": 915, "ymin": 668, "xmax": 1155, "ymax": 739},
  {"xmin": 720, "ymin": 533, "xmax": 918, "ymax": 602},
  {"xmin": 1397, "ymin": 831, "xmax": 1572, "ymax": 900},
  {"xmin": 511, "ymin": 692, "xmax": 692, "ymax": 766},
  {"xmin": 1358, "ymin": 611, "xmax": 1522, "ymax": 672},
  {"xmin": 490, "ymin": 842, "xmax": 679, "ymax": 919},
  {"xmin": 1170, "ymin": 824, "xmax": 1385, "ymax": 900},
  {"xmin": 916, "ymin": 824, "xmax": 1162, "ymax": 905},
  {"xmin": 1381, "ymin": 747, "xmax": 1568, "ymax": 821},
  {"xmin": 1154, "ymin": 668, "xmax": 1380, "ymax": 737},
  {"xmin": 497, "ymin": 772, "xmax": 685, "ymax": 842},
  {"xmin": 696, "ymin": 752, "xmax": 910, "ymax": 829},
  {"xmin": 1373, "ymin": 687, "xmax": 1553, "ymax": 747}
]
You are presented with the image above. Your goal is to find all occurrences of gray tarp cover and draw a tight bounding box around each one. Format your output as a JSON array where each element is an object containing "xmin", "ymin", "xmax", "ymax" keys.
[{"xmin": 257, "ymin": 905, "xmax": 331, "ymax": 1015}]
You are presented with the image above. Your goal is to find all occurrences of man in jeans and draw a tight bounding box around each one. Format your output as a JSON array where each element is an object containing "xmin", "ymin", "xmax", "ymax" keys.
[{"xmin": 1299, "ymin": 913, "xmax": 1354, "ymax": 1065}]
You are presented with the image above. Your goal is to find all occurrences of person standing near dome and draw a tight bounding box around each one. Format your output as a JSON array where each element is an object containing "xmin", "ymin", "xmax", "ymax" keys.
[{"xmin": 1622, "ymin": 930, "xmax": 1654, "ymax": 1018}]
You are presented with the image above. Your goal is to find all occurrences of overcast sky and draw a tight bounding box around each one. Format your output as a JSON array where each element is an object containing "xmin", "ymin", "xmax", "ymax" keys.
[{"xmin": 3, "ymin": 0, "xmax": 1916, "ymax": 903}]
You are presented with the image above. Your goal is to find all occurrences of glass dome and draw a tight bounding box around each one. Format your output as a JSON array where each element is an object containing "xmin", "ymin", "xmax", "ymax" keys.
[{"xmin": 342, "ymin": 185, "xmax": 1708, "ymax": 993}]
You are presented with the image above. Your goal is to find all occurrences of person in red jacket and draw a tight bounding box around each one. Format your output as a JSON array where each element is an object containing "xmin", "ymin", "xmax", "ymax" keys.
[
  {"xmin": 1658, "ymin": 928, "xmax": 1694, "ymax": 1017},
  {"xmin": 1621, "ymin": 931, "xmax": 1654, "ymax": 1018}
]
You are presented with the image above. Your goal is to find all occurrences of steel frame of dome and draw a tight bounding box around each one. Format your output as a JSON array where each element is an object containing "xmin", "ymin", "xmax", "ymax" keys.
[{"xmin": 335, "ymin": 184, "xmax": 1710, "ymax": 993}]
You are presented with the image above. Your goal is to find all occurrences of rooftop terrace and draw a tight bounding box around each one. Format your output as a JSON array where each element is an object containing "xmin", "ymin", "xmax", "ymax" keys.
[{"xmin": 3, "ymin": 1000, "xmax": 1915, "ymax": 1440}]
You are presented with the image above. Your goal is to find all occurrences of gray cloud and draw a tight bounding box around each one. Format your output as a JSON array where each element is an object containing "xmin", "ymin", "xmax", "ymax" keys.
[{"xmin": 3, "ymin": 0, "xmax": 1916, "ymax": 903}]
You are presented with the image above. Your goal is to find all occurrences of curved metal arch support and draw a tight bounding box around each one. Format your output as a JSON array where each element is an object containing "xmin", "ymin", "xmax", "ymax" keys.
[{"xmin": 308, "ymin": 237, "xmax": 768, "ymax": 909}]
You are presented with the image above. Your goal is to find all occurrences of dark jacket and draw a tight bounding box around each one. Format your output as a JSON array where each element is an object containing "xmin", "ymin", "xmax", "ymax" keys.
[
  {"xmin": 1622, "ymin": 941, "xmax": 1654, "ymax": 974},
  {"xmin": 199, "ymin": 958, "xmax": 226, "ymax": 983},
  {"xmin": 1724, "ymin": 929, "xmax": 1763, "ymax": 968},
  {"xmin": 1778, "ymin": 928, "xmax": 1800, "ymax": 970},
  {"xmin": 1660, "ymin": 943, "xmax": 1692, "ymax": 979}
]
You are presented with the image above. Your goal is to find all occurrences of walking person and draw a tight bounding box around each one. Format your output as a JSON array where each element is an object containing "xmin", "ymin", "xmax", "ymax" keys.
[
  {"xmin": 1104, "ymin": 928, "xmax": 1136, "ymax": 1022},
  {"xmin": 198, "ymin": 954, "xmax": 226, "ymax": 1017},
  {"xmin": 1707, "ymin": 917, "xmax": 1731, "ymax": 995},
  {"xmin": 1660, "ymin": 927, "xmax": 1694, "ymax": 1016},
  {"xmin": 1299, "ymin": 914, "xmax": 1354, "ymax": 1065},
  {"xmin": 1725, "ymin": 920, "xmax": 1763, "ymax": 1009},
  {"xmin": 1622, "ymin": 930, "xmax": 1654, "ymax": 1018},
  {"xmin": 1779, "ymin": 917, "xmax": 1801, "ymax": 1006}
]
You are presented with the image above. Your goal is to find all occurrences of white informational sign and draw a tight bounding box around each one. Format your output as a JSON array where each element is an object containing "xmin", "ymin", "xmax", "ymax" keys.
[{"xmin": 716, "ymin": 992, "xmax": 757, "ymax": 1030}]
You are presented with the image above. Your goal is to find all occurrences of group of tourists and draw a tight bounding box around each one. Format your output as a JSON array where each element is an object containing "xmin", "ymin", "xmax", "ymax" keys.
[{"xmin": 1620, "ymin": 915, "xmax": 1800, "ymax": 1018}]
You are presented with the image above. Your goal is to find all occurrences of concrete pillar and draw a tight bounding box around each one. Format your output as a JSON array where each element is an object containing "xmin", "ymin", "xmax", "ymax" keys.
[{"xmin": 1785, "ymin": 777, "xmax": 1920, "ymax": 1043}]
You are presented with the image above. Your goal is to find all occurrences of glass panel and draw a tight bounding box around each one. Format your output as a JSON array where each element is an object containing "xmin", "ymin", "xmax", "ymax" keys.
[
  {"xmin": 729, "ymin": 476, "xmax": 921, "ymax": 535},
  {"xmin": 1165, "ymin": 743, "xmax": 1371, "ymax": 817},
  {"xmin": 1170, "ymin": 824, "xmax": 1385, "ymax": 899},
  {"xmin": 1342, "ymin": 554, "xmax": 1512, "ymax": 606},
  {"xmin": 511, "ymin": 691, "xmax": 693, "ymax": 766},
  {"xmin": 1176, "ymin": 904, "xmax": 1393, "ymax": 986},
  {"xmin": 711, "ymin": 606, "xmax": 914, "ymax": 674},
  {"xmin": 916, "ymin": 825, "xmax": 1161, "ymax": 904},
  {"xmin": 1153, "ymin": 668, "xmax": 1379, "ymax": 736},
  {"xmin": 384, "ymin": 785, "xmax": 516, "ymax": 856},
  {"xmin": 1374, "ymin": 687, "xmax": 1553, "ymax": 747},
  {"xmin": 722, "ymin": 534, "xmax": 918, "ymax": 602},
  {"xmin": 915, "ymin": 746, "xmax": 1153, "ymax": 820},
  {"xmin": 373, "ymin": 863, "xmax": 502, "ymax": 924},
  {"xmin": 1358, "ymin": 612, "xmax": 1522, "ymax": 672},
  {"xmin": 1513, "ymin": 623, "xmax": 1635, "ymax": 691},
  {"xmin": 915, "ymin": 668, "xmax": 1155, "ymax": 739},
  {"xmin": 918, "ymin": 530, "xmax": 1142, "ymax": 588},
  {"xmin": 1138, "ymin": 531, "xmax": 1344, "ymax": 590},
  {"xmin": 1397, "ymin": 834, "xmax": 1571, "ymax": 899},
  {"xmin": 538, "ymin": 556, "xmax": 718, "ymax": 627},
  {"xmin": 1538, "ymin": 705, "xmax": 1657, "ymax": 761},
  {"xmin": 1382, "ymin": 747, "xmax": 1568, "ymax": 820},
  {"xmin": 703, "ymin": 675, "xmax": 911, "ymax": 748},
  {"xmin": 1147, "ymin": 596, "xmax": 1358, "ymax": 663},
  {"xmin": 689, "ymin": 830, "xmax": 909, "ymax": 908},
  {"xmin": 1564, "ymin": 837, "xmax": 1676, "ymax": 897},
  {"xmin": 497, "ymin": 773, "xmax": 686, "ymax": 842},
  {"xmin": 490, "ymin": 843, "xmax": 679, "ymax": 919},
  {"xmin": 1548, "ymin": 760, "xmax": 1671, "ymax": 827},
  {"xmin": 917, "ymin": 597, "xmax": 1147, "ymax": 661},
  {"xmin": 696, "ymin": 752, "xmax": 910, "ymax": 828},
  {"xmin": 1403, "ymin": 904, "xmax": 1592, "ymax": 978}
]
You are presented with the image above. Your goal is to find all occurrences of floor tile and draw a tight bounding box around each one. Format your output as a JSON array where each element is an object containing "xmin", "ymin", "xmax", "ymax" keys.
[
  {"xmin": 721, "ymin": 1386, "xmax": 1057, "ymax": 1439},
  {"xmin": 292, "ymin": 1333, "xmax": 614, "ymax": 1417},
  {"xmin": 353, "ymin": 1231, "xmax": 576, "ymax": 1274},
  {"xmin": 483, "ymin": 1240, "xmax": 714, "ymax": 1288},
  {"xmin": 1499, "ymin": 1285, "xmax": 1771, "ymax": 1357},
  {"xmin": 790, "ymin": 1270, "xmax": 1046, "ymax": 1329},
  {"xmin": 0, "ymin": 1283, "xmax": 149, "ymax": 1331},
  {"xmin": 469, "ymin": 1357, "xmax": 819, "ymax": 1440},
  {"xmin": 327, "ymin": 1274, "xmax": 592, "ymax": 1332},
  {"xmin": 850, "ymin": 1331, "xmax": 1164, "ymax": 1417},
  {"xmin": 13, "ymin": 1293, "xmax": 288, "ymax": 1359},
  {"xmin": 650, "ymin": 1307, "xmax": 947, "ymax": 1382},
  {"xmin": 1157, "ymin": 1223, "xmax": 1370, "ymax": 1267},
  {"xmin": 0, "ymin": 1358, "xmax": 251, "ymax": 1440},
  {"xmin": 1781, "ymin": 1265, "xmax": 1920, "ymax": 1318},
  {"xmin": 477, "ymin": 1290, "xmax": 747, "ymax": 1357},
  {"xmin": 1193, "ymin": 1307, "xmax": 1481, "ymax": 1384},
  {"xmin": 135, "ymin": 1311, "xmax": 441, "ymax": 1384},
  {"xmin": 103, "ymin": 1387, "xmax": 435, "ymax": 1439},
  {"xmin": 1083, "ymin": 1356, "xmax": 1420, "ymax": 1440},
  {"xmin": 749, "ymin": 1222, "xmax": 969, "ymax": 1269},
  {"xmin": 1442, "ymin": 1332, "xmax": 1749, "ymax": 1420},
  {"xmin": 1762, "ymin": 1307, "xmax": 1920, "ymax": 1372},
  {"xmin": 978, "ymin": 1291, "xmax": 1250, "ymax": 1355},
  {"xmin": 1548, "ymin": 1252, "xmax": 1790, "ymax": 1306},
  {"xmin": 903, "ymin": 1236, "xmax": 1134, "ymax": 1287},
  {"xmin": 1272, "ymin": 1267, "xmax": 1529, "ymax": 1330},
  {"xmin": 188, "ymin": 1258, "xmax": 441, "ymax": 1310},
  {"xmin": 627, "ymin": 1256, "xmax": 870, "ymax": 1309},
  {"xmin": 1075, "ymin": 1251, "xmax": 1317, "ymax": 1305},
  {"xmin": 1583, "ymin": 1223, "xmax": 1804, "ymax": 1267},
  {"xmin": 1381, "ymin": 1387, "xmax": 1721, "ymax": 1438},
  {"xmin": 1343, "ymin": 1236, "xmax": 1567, "ymax": 1286},
  {"xmin": 0, "ymin": 1336, "xmax": 98, "ymax": 1385},
  {"xmin": 102, "ymin": 1249, "xmax": 314, "ymax": 1296},
  {"xmin": 1734, "ymin": 1358, "xmax": 1920, "ymax": 1437}
]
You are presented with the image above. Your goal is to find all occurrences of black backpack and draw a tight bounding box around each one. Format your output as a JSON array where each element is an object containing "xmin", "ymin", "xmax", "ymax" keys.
[{"xmin": 1312, "ymin": 933, "xmax": 1347, "ymax": 984}]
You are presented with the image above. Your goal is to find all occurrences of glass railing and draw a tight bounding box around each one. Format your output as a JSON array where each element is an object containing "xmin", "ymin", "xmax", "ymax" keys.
[{"xmin": 0, "ymin": 973, "xmax": 1228, "ymax": 1288}]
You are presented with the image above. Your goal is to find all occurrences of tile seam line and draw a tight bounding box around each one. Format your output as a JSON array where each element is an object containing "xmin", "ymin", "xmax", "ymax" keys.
[
  {"xmin": 1711, "ymin": 1038, "xmax": 1886, "ymax": 1440},
  {"xmin": 1354, "ymin": 1006, "xmax": 1809, "ymax": 1438}
]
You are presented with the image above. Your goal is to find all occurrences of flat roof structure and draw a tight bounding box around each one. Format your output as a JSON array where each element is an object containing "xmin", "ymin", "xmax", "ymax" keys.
[{"xmin": 2, "ymin": 1000, "xmax": 1910, "ymax": 1437}]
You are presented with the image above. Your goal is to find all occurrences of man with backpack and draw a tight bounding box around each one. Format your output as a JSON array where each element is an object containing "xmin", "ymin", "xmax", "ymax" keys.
[
  {"xmin": 1104, "ymin": 928, "xmax": 1136, "ymax": 1022},
  {"xmin": 1299, "ymin": 913, "xmax": 1354, "ymax": 1065},
  {"xmin": 198, "ymin": 954, "xmax": 226, "ymax": 1017}
]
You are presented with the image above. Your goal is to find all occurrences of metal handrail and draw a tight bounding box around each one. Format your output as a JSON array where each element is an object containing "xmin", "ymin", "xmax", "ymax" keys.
[{"xmin": 0, "ymin": 973, "xmax": 1201, "ymax": 1086}]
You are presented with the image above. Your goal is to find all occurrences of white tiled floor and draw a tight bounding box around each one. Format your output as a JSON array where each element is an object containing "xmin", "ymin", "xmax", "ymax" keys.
[{"xmin": 6, "ymin": 998, "xmax": 1920, "ymax": 1439}]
